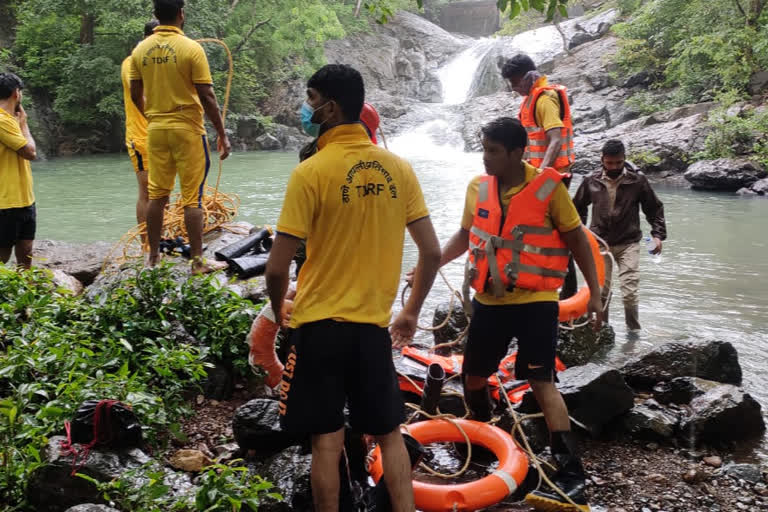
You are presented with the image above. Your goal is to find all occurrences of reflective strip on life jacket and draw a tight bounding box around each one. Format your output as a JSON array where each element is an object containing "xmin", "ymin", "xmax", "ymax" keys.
[
  {"xmin": 465, "ymin": 169, "xmax": 571, "ymax": 297},
  {"xmin": 519, "ymin": 84, "xmax": 575, "ymax": 170}
]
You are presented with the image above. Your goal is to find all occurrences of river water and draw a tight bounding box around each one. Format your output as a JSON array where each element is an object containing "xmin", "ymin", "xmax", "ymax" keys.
[{"xmin": 29, "ymin": 16, "xmax": 768, "ymax": 460}]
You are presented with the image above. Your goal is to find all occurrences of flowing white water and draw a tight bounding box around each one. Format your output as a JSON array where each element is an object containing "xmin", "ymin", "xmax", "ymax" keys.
[{"xmin": 436, "ymin": 39, "xmax": 495, "ymax": 105}]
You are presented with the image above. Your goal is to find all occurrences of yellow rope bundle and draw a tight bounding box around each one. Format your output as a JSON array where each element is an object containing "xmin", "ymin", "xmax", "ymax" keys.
[{"xmin": 104, "ymin": 38, "xmax": 237, "ymax": 269}]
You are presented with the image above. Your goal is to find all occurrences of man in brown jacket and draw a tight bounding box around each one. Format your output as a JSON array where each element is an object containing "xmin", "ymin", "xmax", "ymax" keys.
[{"xmin": 572, "ymin": 139, "xmax": 667, "ymax": 331}]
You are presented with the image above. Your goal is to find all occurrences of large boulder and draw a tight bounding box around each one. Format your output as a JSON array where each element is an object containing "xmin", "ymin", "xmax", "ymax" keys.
[
  {"xmin": 619, "ymin": 339, "xmax": 742, "ymax": 390},
  {"xmin": 250, "ymin": 446, "xmax": 313, "ymax": 512},
  {"xmin": 33, "ymin": 240, "xmax": 112, "ymax": 286},
  {"xmin": 325, "ymin": 11, "xmax": 465, "ymax": 105},
  {"xmin": 27, "ymin": 436, "xmax": 194, "ymax": 512},
  {"xmin": 652, "ymin": 377, "xmax": 721, "ymax": 405},
  {"xmin": 253, "ymin": 133, "xmax": 282, "ymax": 151},
  {"xmin": 679, "ymin": 384, "xmax": 765, "ymax": 444},
  {"xmin": 556, "ymin": 323, "xmax": 615, "ymax": 367},
  {"xmin": 620, "ymin": 399, "xmax": 680, "ymax": 441},
  {"xmin": 519, "ymin": 364, "xmax": 634, "ymax": 433},
  {"xmin": 50, "ymin": 268, "xmax": 84, "ymax": 296},
  {"xmin": 432, "ymin": 300, "xmax": 469, "ymax": 347},
  {"xmin": 233, "ymin": 399, "xmax": 305, "ymax": 456},
  {"xmin": 684, "ymin": 158, "xmax": 767, "ymax": 191}
]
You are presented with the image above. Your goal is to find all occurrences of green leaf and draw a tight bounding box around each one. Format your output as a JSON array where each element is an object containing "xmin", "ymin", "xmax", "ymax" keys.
[
  {"xmin": 509, "ymin": 1, "xmax": 522, "ymax": 18},
  {"xmin": 119, "ymin": 338, "xmax": 133, "ymax": 352},
  {"xmin": 558, "ymin": 4, "xmax": 568, "ymax": 18}
]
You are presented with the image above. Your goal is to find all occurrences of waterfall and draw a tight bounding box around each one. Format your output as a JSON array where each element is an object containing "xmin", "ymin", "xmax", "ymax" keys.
[{"xmin": 437, "ymin": 39, "xmax": 496, "ymax": 105}]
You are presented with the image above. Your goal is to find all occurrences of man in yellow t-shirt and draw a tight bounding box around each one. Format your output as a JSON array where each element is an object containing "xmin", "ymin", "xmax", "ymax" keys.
[
  {"xmin": 428, "ymin": 118, "xmax": 600, "ymax": 511},
  {"xmin": 0, "ymin": 72, "xmax": 38, "ymax": 269},
  {"xmin": 265, "ymin": 64, "xmax": 441, "ymax": 512},
  {"xmin": 502, "ymin": 53, "xmax": 579, "ymax": 300},
  {"xmin": 129, "ymin": 0, "xmax": 231, "ymax": 273},
  {"xmin": 121, "ymin": 19, "xmax": 158, "ymax": 239}
]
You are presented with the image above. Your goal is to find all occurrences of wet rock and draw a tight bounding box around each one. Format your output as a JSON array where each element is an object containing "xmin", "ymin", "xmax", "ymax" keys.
[
  {"xmin": 703, "ymin": 456, "xmax": 723, "ymax": 468},
  {"xmin": 33, "ymin": 240, "xmax": 112, "ymax": 286},
  {"xmin": 325, "ymin": 11, "xmax": 465, "ymax": 104},
  {"xmin": 556, "ymin": 323, "xmax": 615, "ymax": 367},
  {"xmin": 51, "ymin": 269, "xmax": 84, "ymax": 296},
  {"xmin": 621, "ymin": 399, "xmax": 680, "ymax": 441},
  {"xmin": 678, "ymin": 385, "xmax": 764, "ymax": 444},
  {"xmin": 253, "ymin": 133, "xmax": 282, "ymax": 151},
  {"xmin": 684, "ymin": 158, "xmax": 767, "ymax": 191},
  {"xmin": 250, "ymin": 445, "xmax": 312, "ymax": 512},
  {"xmin": 620, "ymin": 339, "xmax": 742, "ymax": 390},
  {"xmin": 749, "ymin": 70, "xmax": 768, "ymax": 95},
  {"xmin": 65, "ymin": 506, "xmax": 121, "ymax": 512},
  {"xmin": 432, "ymin": 300, "xmax": 469, "ymax": 347},
  {"xmin": 722, "ymin": 463, "xmax": 763, "ymax": 484},
  {"xmin": 269, "ymin": 123, "xmax": 311, "ymax": 153},
  {"xmin": 569, "ymin": 30, "xmax": 600, "ymax": 50},
  {"xmin": 737, "ymin": 177, "xmax": 768, "ymax": 196},
  {"xmin": 27, "ymin": 436, "xmax": 194, "ymax": 512},
  {"xmin": 202, "ymin": 359, "xmax": 235, "ymax": 400},
  {"xmin": 519, "ymin": 364, "xmax": 634, "ymax": 433},
  {"xmin": 169, "ymin": 449, "xmax": 210, "ymax": 473},
  {"xmin": 233, "ymin": 399, "xmax": 305, "ymax": 456},
  {"xmin": 652, "ymin": 377, "xmax": 721, "ymax": 405}
]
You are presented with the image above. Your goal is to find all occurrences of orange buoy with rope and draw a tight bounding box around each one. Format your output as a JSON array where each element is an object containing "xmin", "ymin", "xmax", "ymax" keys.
[
  {"xmin": 558, "ymin": 227, "xmax": 606, "ymax": 323},
  {"xmin": 246, "ymin": 299, "xmax": 293, "ymax": 388},
  {"xmin": 368, "ymin": 419, "xmax": 529, "ymax": 512}
]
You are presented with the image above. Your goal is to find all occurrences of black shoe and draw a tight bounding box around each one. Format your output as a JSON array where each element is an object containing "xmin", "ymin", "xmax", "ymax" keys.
[{"xmin": 524, "ymin": 467, "xmax": 590, "ymax": 511}]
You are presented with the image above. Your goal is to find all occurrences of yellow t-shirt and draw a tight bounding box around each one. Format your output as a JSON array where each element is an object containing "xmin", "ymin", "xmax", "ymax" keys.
[
  {"xmin": 278, "ymin": 123, "xmax": 429, "ymax": 328},
  {"xmin": 121, "ymin": 56, "xmax": 148, "ymax": 148},
  {"xmin": 129, "ymin": 25, "xmax": 212, "ymax": 134},
  {"xmin": 532, "ymin": 76, "xmax": 565, "ymax": 132},
  {"xmin": 460, "ymin": 162, "xmax": 581, "ymax": 305},
  {"xmin": 0, "ymin": 107, "xmax": 34, "ymax": 209}
]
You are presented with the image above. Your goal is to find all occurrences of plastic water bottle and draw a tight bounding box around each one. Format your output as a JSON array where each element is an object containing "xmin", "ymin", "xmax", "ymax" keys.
[{"xmin": 644, "ymin": 236, "xmax": 662, "ymax": 264}]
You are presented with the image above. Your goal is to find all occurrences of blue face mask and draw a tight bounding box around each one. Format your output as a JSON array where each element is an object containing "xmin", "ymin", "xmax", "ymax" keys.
[{"xmin": 300, "ymin": 101, "xmax": 329, "ymax": 137}]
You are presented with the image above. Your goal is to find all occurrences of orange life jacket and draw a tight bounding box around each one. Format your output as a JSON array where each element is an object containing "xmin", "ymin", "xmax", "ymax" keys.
[
  {"xmin": 519, "ymin": 84, "xmax": 575, "ymax": 171},
  {"xmin": 465, "ymin": 168, "xmax": 571, "ymax": 298}
]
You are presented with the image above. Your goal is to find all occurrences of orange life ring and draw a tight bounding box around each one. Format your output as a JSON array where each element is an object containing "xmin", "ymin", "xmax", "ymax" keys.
[
  {"xmin": 368, "ymin": 419, "xmax": 528, "ymax": 511},
  {"xmin": 558, "ymin": 227, "xmax": 606, "ymax": 323}
]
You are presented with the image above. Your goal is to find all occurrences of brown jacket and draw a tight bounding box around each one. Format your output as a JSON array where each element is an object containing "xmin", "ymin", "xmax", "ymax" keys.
[{"xmin": 572, "ymin": 164, "xmax": 667, "ymax": 247}]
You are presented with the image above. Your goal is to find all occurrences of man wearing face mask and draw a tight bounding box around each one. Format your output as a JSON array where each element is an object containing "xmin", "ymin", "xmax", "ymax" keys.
[
  {"xmin": 572, "ymin": 139, "xmax": 667, "ymax": 331},
  {"xmin": 266, "ymin": 64, "xmax": 441, "ymax": 512},
  {"xmin": 501, "ymin": 54, "xmax": 578, "ymax": 301},
  {"xmin": 0, "ymin": 72, "xmax": 37, "ymax": 270}
]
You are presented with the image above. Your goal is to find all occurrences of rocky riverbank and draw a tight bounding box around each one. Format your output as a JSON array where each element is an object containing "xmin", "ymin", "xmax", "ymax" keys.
[{"xmin": 17, "ymin": 232, "xmax": 766, "ymax": 511}]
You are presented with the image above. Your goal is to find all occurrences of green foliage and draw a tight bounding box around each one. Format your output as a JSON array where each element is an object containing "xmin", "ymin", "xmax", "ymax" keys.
[
  {"xmin": 496, "ymin": 0, "xmax": 571, "ymax": 22},
  {"xmin": 628, "ymin": 149, "xmax": 662, "ymax": 166},
  {"xmin": 0, "ymin": 263, "xmax": 260, "ymax": 508},
  {"xmin": 195, "ymin": 461, "xmax": 282, "ymax": 511},
  {"xmin": 76, "ymin": 460, "xmax": 281, "ymax": 512},
  {"xmin": 613, "ymin": 0, "xmax": 768, "ymax": 100},
  {"xmin": 698, "ymin": 100, "xmax": 768, "ymax": 168}
]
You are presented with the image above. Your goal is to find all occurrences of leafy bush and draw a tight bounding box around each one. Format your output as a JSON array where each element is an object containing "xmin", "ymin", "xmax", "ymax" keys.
[
  {"xmin": 77, "ymin": 460, "xmax": 281, "ymax": 512},
  {"xmin": 698, "ymin": 103, "xmax": 768, "ymax": 167},
  {"xmin": 613, "ymin": 0, "xmax": 768, "ymax": 100},
  {"xmin": 0, "ymin": 264, "xmax": 260, "ymax": 509}
]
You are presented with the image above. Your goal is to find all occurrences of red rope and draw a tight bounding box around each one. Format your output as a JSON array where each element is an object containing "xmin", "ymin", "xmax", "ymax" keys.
[{"xmin": 59, "ymin": 399, "xmax": 119, "ymax": 476}]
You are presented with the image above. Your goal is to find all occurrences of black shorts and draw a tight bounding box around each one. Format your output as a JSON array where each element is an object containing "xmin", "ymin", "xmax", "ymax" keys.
[
  {"xmin": 279, "ymin": 319, "xmax": 404, "ymax": 436},
  {"xmin": 463, "ymin": 300, "xmax": 558, "ymax": 382},
  {"xmin": 0, "ymin": 204, "xmax": 36, "ymax": 249}
]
